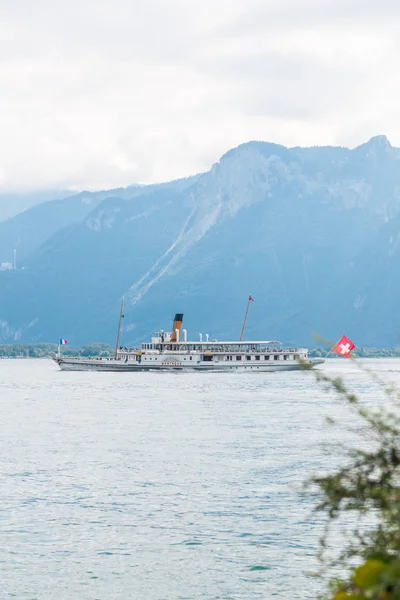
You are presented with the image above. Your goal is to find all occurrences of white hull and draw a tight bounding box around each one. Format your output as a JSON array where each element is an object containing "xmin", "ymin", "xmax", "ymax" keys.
[{"xmin": 53, "ymin": 357, "xmax": 324, "ymax": 372}]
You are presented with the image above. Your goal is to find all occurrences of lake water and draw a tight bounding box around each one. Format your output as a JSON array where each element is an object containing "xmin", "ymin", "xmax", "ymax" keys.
[{"xmin": 1, "ymin": 358, "xmax": 399, "ymax": 599}]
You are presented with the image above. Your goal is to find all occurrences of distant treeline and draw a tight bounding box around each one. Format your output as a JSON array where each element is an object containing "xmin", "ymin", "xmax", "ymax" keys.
[
  {"xmin": 0, "ymin": 343, "xmax": 399, "ymax": 359},
  {"xmin": 310, "ymin": 347, "xmax": 400, "ymax": 358},
  {"xmin": 0, "ymin": 343, "xmax": 113, "ymax": 358}
]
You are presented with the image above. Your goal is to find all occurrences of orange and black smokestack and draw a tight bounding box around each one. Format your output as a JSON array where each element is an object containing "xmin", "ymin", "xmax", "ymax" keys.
[{"xmin": 171, "ymin": 313, "xmax": 183, "ymax": 342}]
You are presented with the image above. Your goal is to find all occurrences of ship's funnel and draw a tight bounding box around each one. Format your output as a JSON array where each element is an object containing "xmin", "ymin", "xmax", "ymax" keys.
[{"xmin": 171, "ymin": 313, "xmax": 183, "ymax": 342}]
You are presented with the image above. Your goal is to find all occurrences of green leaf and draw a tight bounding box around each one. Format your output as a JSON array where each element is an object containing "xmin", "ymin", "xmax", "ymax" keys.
[
  {"xmin": 353, "ymin": 559, "xmax": 387, "ymax": 589},
  {"xmin": 332, "ymin": 592, "xmax": 364, "ymax": 600}
]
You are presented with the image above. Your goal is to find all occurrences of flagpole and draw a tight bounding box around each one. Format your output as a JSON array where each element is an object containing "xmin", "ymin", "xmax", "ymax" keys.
[
  {"xmin": 114, "ymin": 296, "xmax": 124, "ymax": 360},
  {"xmin": 58, "ymin": 340, "xmax": 61, "ymax": 357},
  {"xmin": 240, "ymin": 296, "xmax": 251, "ymax": 341}
]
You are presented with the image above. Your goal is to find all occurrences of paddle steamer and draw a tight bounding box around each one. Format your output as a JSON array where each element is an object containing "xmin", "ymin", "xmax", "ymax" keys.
[{"xmin": 53, "ymin": 305, "xmax": 324, "ymax": 372}]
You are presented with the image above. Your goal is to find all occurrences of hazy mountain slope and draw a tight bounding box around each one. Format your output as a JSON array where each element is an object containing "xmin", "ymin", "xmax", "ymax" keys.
[
  {"xmin": 0, "ymin": 137, "xmax": 399, "ymax": 346},
  {"xmin": 0, "ymin": 194, "xmax": 105, "ymax": 264},
  {"xmin": 0, "ymin": 189, "xmax": 74, "ymax": 222},
  {"xmin": 118, "ymin": 138, "xmax": 397, "ymax": 345},
  {"xmin": 305, "ymin": 211, "xmax": 400, "ymax": 347},
  {"xmin": 0, "ymin": 175, "xmax": 201, "ymax": 265},
  {"xmin": 0, "ymin": 188, "xmax": 195, "ymax": 343}
]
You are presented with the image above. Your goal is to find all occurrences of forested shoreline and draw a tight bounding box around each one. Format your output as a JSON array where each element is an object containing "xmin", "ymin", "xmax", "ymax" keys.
[
  {"xmin": 0, "ymin": 343, "xmax": 113, "ymax": 358},
  {"xmin": 0, "ymin": 344, "xmax": 399, "ymax": 359}
]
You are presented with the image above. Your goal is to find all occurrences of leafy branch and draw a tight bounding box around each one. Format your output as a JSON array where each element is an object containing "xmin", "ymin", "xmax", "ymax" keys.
[{"xmin": 303, "ymin": 359, "xmax": 400, "ymax": 598}]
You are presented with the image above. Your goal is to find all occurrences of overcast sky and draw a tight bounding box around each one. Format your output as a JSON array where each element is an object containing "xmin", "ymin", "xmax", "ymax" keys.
[{"xmin": 1, "ymin": 0, "xmax": 400, "ymax": 192}]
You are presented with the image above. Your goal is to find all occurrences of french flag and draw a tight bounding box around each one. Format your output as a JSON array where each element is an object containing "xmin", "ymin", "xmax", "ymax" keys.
[{"xmin": 59, "ymin": 339, "xmax": 68, "ymax": 345}]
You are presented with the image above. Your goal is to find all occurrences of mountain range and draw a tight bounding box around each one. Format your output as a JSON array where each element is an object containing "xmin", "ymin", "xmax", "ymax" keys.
[
  {"xmin": 0, "ymin": 135, "xmax": 399, "ymax": 348},
  {"xmin": 0, "ymin": 189, "xmax": 74, "ymax": 222}
]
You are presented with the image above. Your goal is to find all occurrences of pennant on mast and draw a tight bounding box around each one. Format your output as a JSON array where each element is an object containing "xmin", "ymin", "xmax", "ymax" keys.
[{"xmin": 240, "ymin": 295, "xmax": 255, "ymax": 341}]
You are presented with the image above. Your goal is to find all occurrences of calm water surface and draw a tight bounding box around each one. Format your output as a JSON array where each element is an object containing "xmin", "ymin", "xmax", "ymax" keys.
[{"xmin": 1, "ymin": 358, "xmax": 399, "ymax": 599}]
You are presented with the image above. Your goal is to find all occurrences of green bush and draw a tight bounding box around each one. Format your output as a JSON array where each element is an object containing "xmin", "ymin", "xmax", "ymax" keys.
[{"xmin": 308, "ymin": 365, "xmax": 400, "ymax": 599}]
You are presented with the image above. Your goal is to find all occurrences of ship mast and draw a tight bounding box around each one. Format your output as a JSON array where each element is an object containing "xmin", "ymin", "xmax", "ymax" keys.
[
  {"xmin": 239, "ymin": 295, "xmax": 254, "ymax": 341},
  {"xmin": 114, "ymin": 296, "xmax": 124, "ymax": 359}
]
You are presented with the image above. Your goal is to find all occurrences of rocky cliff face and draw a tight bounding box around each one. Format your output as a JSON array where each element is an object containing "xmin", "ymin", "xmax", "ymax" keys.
[{"xmin": 0, "ymin": 136, "xmax": 399, "ymax": 346}]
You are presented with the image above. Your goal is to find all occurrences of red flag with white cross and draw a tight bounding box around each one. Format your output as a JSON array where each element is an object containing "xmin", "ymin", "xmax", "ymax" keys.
[{"xmin": 332, "ymin": 335, "xmax": 355, "ymax": 358}]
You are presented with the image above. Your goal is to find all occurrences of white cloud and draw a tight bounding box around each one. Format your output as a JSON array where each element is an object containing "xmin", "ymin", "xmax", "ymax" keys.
[{"xmin": 0, "ymin": 0, "xmax": 399, "ymax": 192}]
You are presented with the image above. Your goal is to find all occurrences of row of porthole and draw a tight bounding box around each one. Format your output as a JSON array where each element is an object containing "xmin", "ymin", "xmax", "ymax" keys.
[
  {"xmin": 142, "ymin": 356, "xmax": 299, "ymax": 362},
  {"xmin": 234, "ymin": 365, "xmax": 295, "ymax": 368},
  {"xmin": 228, "ymin": 355, "xmax": 297, "ymax": 361},
  {"xmin": 144, "ymin": 357, "xmax": 194, "ymax": 361}
]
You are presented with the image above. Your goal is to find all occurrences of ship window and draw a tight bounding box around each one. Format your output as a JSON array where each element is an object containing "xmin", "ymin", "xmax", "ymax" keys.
[
  {"xmin": 274, "ymin": 355, "xmax": 279, "ymax": 360},
  {"xmin": 284, "ymin": 355, "xmax": 288, "ymax": 360},
  {"xmin": 236, "ymin": 356, "xmax": 242, "ymax": 361},
  {"xmin": 294, "ymin": 355, "xmax": 299, "ymax": 360},
  {"xmin": 190, "ymin": 356, "xmax": 192, "ymax": 360},
  {"xmin": 265, "ymin": 355, "xmax": 270, "ymax": 360},
  {"xmin": 246, "ymin": 355, "xmax": 251, "ymax": 361},
  {"xmin": 255, "ymin": 355, "xmax": 260, "ymax": 361}
]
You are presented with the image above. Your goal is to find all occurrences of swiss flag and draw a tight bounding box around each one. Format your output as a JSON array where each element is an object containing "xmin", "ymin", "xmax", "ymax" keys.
[{"xmin": 332, "ymin": 335, "xmax": 355, "ymax": 358}]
